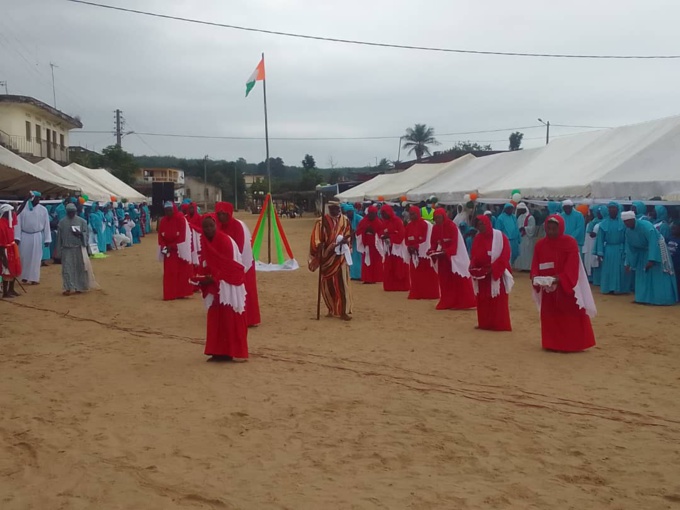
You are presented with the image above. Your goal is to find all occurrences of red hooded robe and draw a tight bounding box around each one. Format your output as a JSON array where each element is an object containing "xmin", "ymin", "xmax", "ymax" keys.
[
  {"xmin": 215, "ymin": 202, "xmax": 261, "ymax": 326},
  {"xmin": 199, "ymin": 221, "xmax": 249, "ymax": 358},
  {"xmin": 531, "ymin": 214, "xmax": 596, "ymax": 352},
  {"xmin": 355, "ymin": 205, "xmax": 384, "ymax": 283},
  {"xmin": 405, "ymin": 206, "xmax": 439, "ymax": 300},
  {"xmin": 380, "ymin": 204, "xmax": 410, "ymax": 292},
  {"xmin": 469, "ymin": 214, "xmax": 512, "ymax": 331},
  {"xmin": 430, "ymin": 208, "xmax": 476, "ymax": 310},
  {"xmin": 158, "ymin": 203, "xmax": 194, "ymax": 301}
]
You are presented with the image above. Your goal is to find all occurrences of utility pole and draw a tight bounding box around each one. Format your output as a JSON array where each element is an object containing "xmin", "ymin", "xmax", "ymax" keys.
[
  {"xmin": 234, "ymin": 166, "xmax": 238, "ymax": 211},
  {"xmin": 538, "ymin": 118, "xmax": 550, "ymax": 145},
  {"xmin": 49, "ymin": 63, "xmax": 58, "ymax": 108},
  {"xmin": 203, "ymin": 155, "xmax": 208, "ymax": 211},
  {"xmin": 115, "ymin": 109, "xmax": 123, "ymax": 147},
  {"xmin": 0, "ymin": 81, "xmax": 8, "ymax": 94}
]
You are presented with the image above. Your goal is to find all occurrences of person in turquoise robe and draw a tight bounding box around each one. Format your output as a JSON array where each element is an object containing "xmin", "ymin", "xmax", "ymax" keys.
[
  {"xmin": 128, "ymin": 204, "xmax": 141, "ymax": 244},
  {"xmin": 89, "ymin": 202, "xmax": 107, "ymax": 254},
  {"xmin": 623, "ymin": 212, "xmax": 678, "ymax": 305},
  {"xmin": 631, "ymin": 201, "xmax": 648, "ymax": 221},
  {"xmin": 547, "ymin": 201, "xmax": 562, "ymax": 216},
  {"xmin": 584, "ymin": 205, "xmax": 603, "ymax": 284},
  {"xmin": 460, "ymin": 222, "xmax": 476, "ymax": 256},
  {"xmin": 596, "ymin": 202, "xmax": 632, "ymax": 294},
  {"xmin": 560, "ymin": 200, "xmax": 585, "ymax": 252},
  {"xmin": 116, "ymin": 202, "xmax": 125, "ymax": 230},
  {"xmin": 342, "ymin": 203, "xmax": 364, "ymax": 280},
  {"xmin": 648, "ymin": 205, "xmax": 671, "ymax": 240},
  {"xmin": 104, "ymin": 204, "xmax": 115, "ymax": 249},
  {"xmin": 142, "ymin": 203, "xmax": 152, "ymax": 233},
  {"xmin": 495, "ymin": 203, "xmax": 521, "ymax": 264}
]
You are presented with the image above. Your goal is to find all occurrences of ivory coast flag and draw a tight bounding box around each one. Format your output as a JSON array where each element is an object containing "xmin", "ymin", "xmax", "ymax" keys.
[{"xmin": 245, "ymin": 58, "xmax": 265, "ymax": 97}]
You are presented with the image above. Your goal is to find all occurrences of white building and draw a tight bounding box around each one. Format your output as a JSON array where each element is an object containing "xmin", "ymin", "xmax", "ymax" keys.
[{"xmin": 0, "ymin": 95, "xmax": 83, "ymax": 165}]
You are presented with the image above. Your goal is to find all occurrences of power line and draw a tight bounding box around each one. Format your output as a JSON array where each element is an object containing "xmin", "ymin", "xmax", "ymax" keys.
[
  {"xmin": 64, "ymin": 0, "xmax": 680, "ymax": 60},
  {"xmin": 73, "ymin": 124, "xmax": 552, "ymax": 141}
]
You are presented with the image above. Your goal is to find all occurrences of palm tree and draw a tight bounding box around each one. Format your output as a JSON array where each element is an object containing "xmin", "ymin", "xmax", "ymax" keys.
[{"xmin": 402, "ymin": 124, "xmax": 439, "ymax": 161}]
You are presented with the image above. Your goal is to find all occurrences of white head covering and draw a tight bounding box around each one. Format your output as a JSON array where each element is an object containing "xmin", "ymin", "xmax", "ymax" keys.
[
  {"xmin": 562, "ymin": 199, "xmax": 574, "ymax": 206},
  {"xmin": 0, "ymin": 203, "xmax": 14, "ymax": 224},
  {"xmin": 621, "ymin": 211, "xmax": 636, "ymax": 221},
  {"xmin": 517, "ymin": 202, "xmax": 528, "ymax": 211},
  {"xmin": 483, "ymin": 210, "xmax": 493, "ymax": 216}
]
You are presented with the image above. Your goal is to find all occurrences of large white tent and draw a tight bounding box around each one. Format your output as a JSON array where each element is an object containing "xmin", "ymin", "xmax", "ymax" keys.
[
  {"xmin": 481, "ymin": 115, "xmax": 680, "ymax": 199},
  {"xmin": 0, "ymin": 146, "xmax": 79, "ymax": 197},
  {"xmin": 64, "ymin": 163, "xmax": 120, "ymax": 203},
  {"xmin": 407, "ymin": 152, "xmax": 539, "ymax": 204},
  {"xmin": 364, "ymin": 156, "xmax": 475, "ymax": 202},
  {"xmin": 335, "ymin": 174, "xmax": 392, "ymax": 202},
  {"xmin": 74, "ymin": 166, "xmax": 146, "ymax": 202},
  {"xmin": 35, "ymin": 160, "xmax": 110, "ymax": 202}
]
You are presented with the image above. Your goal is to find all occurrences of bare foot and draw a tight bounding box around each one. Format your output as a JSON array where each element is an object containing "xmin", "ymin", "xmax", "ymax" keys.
[
  {"xmin": 340, "ymin": 314, "xmax": 352, "ymax": 321},
  {"xmin": 63, "ymin": 290, "xmax": 72, "ymax": 296}
]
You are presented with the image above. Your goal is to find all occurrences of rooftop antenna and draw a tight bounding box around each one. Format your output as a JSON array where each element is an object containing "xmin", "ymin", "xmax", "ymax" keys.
[{"xmin": 49, "ymin": 63, "xmax": 58, "ymax": 107}]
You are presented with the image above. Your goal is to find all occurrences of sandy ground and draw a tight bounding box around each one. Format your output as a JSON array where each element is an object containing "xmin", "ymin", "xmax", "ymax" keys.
[{"xmin": 1, "ymin": 213, "xmax": 680, "ymax": 510}]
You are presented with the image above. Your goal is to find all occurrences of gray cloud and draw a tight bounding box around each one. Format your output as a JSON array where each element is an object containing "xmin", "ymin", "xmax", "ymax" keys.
[{"xmin": 3, "ymin": 0, "xmax": 680, "ymax": 167}]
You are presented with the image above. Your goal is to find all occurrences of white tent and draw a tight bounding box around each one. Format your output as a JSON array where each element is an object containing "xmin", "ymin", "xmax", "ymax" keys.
[
  {"xmin": 81, "ymin": 167, "xmax": 146, "ymax": 202},
  {"xmin": 336, "ymin": 174, "xmax": 392, "ymax": 202},
  {"xmin": 0, "ymin": 146, "xmax": 79, "ymax": 197},
  {"xmin": 482, "ymin": 115, "xmax": 680, "ymax": 199},
  {"xmin": 55, "ymin": 162, "xmax": 115, "ymax": 202},
  {"xmin": 364, "ymin": 157, "xmax": 473, "ymax": 201},
  {"xmin": 407, "ymin": 152, "xmax": 535, "ymax": 203}
]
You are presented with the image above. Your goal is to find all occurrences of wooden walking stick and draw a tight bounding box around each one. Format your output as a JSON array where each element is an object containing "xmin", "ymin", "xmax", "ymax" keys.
[{"xmin": 316, "ymin": 195, "xmax": 325, "ymax": 320}]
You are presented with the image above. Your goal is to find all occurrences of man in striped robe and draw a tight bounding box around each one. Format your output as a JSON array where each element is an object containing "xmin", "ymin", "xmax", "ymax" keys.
[{"xmin": 308, "ymin": 201, "xmax": 353, "ymax": 320}]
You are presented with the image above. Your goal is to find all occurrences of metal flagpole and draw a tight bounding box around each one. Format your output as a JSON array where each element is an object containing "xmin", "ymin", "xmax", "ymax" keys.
[{"xmin": 262, "ymin": 52, "xmax": 272, "ymax": 263}]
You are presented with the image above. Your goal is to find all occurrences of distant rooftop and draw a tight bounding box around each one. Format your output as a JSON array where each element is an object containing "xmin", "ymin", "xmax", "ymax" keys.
[{"xmin": 0, "ymin": 94, "xmax": 83, "ymax": 129}]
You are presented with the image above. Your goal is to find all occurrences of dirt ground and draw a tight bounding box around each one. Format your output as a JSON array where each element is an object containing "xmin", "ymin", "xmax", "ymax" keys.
[{"xmin": 1, "ymin": 213, "xmax": 679, "ymax": 510}]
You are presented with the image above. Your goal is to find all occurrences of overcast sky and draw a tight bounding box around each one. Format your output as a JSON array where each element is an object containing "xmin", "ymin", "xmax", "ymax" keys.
[{"xmin": 3, "ymin": 0, "xmax": 680, "ymax": 167}]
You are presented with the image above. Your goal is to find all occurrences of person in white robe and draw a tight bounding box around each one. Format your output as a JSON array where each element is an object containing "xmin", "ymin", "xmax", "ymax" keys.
[
  {"xmin": 14, "ymin": 192, "xmax": 51, "ymax": 284},
  {"xmin": 514, "ymin": 202, "xmax": 537, "ymax": 271}
]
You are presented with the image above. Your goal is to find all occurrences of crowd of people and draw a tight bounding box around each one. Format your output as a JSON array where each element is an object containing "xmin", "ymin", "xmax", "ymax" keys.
[
  {"xmin": 0, "ymin": 191, "xmax": 152, "ymax": 297},
  {"xmin": 308, "ymin": 197, "xmax": 679, "ymax": 353}
]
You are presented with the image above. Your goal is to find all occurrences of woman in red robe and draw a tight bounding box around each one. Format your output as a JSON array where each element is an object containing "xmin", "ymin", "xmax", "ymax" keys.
[
  {"xmin": 531, "ymin": 214, "xmax": 596, "ymax": 352},
  {"xmin": 469, "ymin": 214, "xmax": 513, "ymax": 331},
  {"xmin": 429, "ymin": 208, "xmax": 476, "ymax": 310},
  {"xmin": 405, "ymin": 206, "xmax": 439, "ymax": 300},
  {"xmin": 379, "ymin": 204, "xmax": 410, "ymax": 292},
  {"xmin": 158, "ymin": 202, "xmax": 194, "ymax": 301},
  {"xmin": 355, "ymin": 205, "xmax": 384, "ymax": 284},
  {"xmin": 199, "ymin": 215, "xmax": 248, "ymax": 361},
  {"xmin": 215, "ymin": 202, "xmax": 261, "ymax": 327},
  {"xmin": 0, "ymin": 204, "xmax": 21, "ymax": 298}
]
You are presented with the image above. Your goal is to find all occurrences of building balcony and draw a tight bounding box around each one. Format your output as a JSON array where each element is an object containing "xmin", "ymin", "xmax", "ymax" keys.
[{"xmin": 0, "ymin": 131, "xmax": 69, "ymax": 165}]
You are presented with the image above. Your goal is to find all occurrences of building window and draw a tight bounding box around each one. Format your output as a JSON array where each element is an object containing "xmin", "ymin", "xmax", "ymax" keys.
[
  {"xmin": 60, "ymin": 134, "xmax": 64, "ymax": 149},
  {"xmin": 25, "ymin": 121, "xmax": 31, "ymax": 141},
  {"xmin": 186, "ymin": 189, "xmax": 191, "ymax": 198},
  {"xmin": 52, "ymin": 131, "xmax": 57, "ymax": 147},
  {"xmin": 35, "ymin": 125, "xmax": 41, "ymax": 143}
]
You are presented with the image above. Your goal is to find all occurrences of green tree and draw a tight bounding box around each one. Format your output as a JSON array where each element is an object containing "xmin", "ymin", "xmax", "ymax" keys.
[
  {"xmin": 328, "ymin": 170, "xmax": 341, "ymax": 184},
  {"xmin": 378, "ymin": 157, "xmax": 392, "ymax": 170},
  {"xmin": 402, "ymin": 124, "xmax": 439, "ymax": 161},
  {"xmin": 257, "ymin": 157, "xmax": 286, "ymax": 179},
  {"xmin": 302, "ymin": 154, "xmax": 316, "ymax": 170},
  {"xmin": 509, "ymin": 132, "xmax": 524, "ymax": 151},
  {"xmin": 99, "ymin": 145, "xmax": 139, "ymax": 184},
  {"xmin": 445, "ymin": 141, "xmax": 493, "ymax": 152}
]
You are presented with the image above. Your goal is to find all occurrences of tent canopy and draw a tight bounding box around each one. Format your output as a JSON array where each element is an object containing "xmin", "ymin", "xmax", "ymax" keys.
[
  {"xmin": 482, "ymin": 115, "xmax": 680, "ymax": 199},
  {"xmin": 336, "ymin": 174, "xmax": 392, "ymax": 202},
  {"xmin": 363, "ymin": 157, "xmax": 473, "ymax": 202},
  {"xmin": 0, "ymin": 146, "xmax": 79, "ymax": 197},
  {"xmin": 86, "ymin": 168, "xmax": 146, "ymax": 202},
  {"xmin": 60, "ymin": 162, "xmax": 120, "ymax": 203}
]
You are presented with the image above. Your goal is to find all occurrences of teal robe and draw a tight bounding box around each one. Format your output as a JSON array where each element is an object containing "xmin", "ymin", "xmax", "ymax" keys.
[
  {"xmin": 104, "ymin": 209, "xmax": 115, "ymax": 248},
  {"xmin": 596, "ymin": 203, "xmax": 632, "ymax": 294},
  {"xmin": 496, "ymin": 207, "xmax": 520, "ymax": 264},
  {"xmin": 653, "ymin": 205, "xmax": 671, "ymax": 240},
  {"xmin": 625, "ymin": 219, "xmax": 678, "ymax": 305},
  {"xmin": 561, "ymin": 209, "xmax": 585, "ymax": 249},
  {"xmin": 89, "ymin": 205, "xmax": 107, "ymax": 254},
  {"xmin": 586, "ymin": 206, "xmax": 604, "ymax": 285},
  {"xmin": 632, "ymin": 201, "xmax": 648, "ymax": 221}
]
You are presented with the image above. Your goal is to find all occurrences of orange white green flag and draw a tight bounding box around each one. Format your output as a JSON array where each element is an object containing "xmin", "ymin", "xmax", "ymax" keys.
[{"xmin": 245, "ymin": 58, "xmax": 265, "ymax": 97}]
